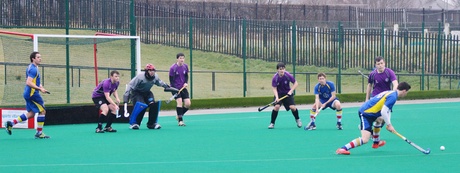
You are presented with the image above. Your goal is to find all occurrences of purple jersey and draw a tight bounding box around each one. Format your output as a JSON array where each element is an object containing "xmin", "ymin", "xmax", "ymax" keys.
[
  {"xmin": 368, "ymin": 68, "xmax": 397, "ymax": 96},
  {"xmin": 92, "ymin": 78, "xmax": 119, "ymax": 98},
  {"xmin": 169, "ymin": 63, "xmax": 189, "ymax": 89},
  {"xmin": 272, "ymin": 71, "xmax": 296, "ymax": 95}
]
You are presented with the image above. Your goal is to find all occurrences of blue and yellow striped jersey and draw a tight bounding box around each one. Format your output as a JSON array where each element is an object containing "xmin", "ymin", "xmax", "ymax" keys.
[
  {"xmin": 359, "ymin": 90, "xmax": 398, "ymax": 117},
  {"xmin": 23, "ymin": 63, "xmax": 40, "ymax": 98}
]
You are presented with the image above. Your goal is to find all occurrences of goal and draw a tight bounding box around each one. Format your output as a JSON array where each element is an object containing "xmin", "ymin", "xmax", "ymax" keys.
[{"xmin": 0, "ymin": 32, "xmax": 142, "ymax": 105}]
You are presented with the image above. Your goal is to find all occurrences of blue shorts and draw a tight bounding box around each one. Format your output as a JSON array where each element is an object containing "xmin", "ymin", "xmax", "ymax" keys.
[
  {"xmin": 358, "ymin": 111, "xmax": 378, "ymax": 132},
  {"xmin": 320, "ymin": 98, "xmax": 339, "ymax": 110},
  {"xmin": 25, "ymin": 94, "xmax": 45, "ymax": 113}
]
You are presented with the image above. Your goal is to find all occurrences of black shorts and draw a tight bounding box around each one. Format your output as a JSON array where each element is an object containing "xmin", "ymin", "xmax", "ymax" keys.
[
  {"xmin": 92, "ymin": 97, "xmax": 109, "ymax": 109},
  {"xmin": 174, "ymin": 88, "xmax": 190, "ymax": 100},
  {"xmin": 274, "ymin": 95, "xmax": 295, "ymax": 111}
]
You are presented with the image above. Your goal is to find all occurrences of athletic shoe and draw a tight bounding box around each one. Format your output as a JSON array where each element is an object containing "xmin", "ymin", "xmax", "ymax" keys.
[
  {"xmin": 35, "ymin": 132, "xmax": 50, "ymax": 139},
  {"xmin": 336, "ymin": 148, "xmax": 350, "ymax": 155},
  {"xmin": 129, "ymin": 124, "xmax": 140, "ymax": 130},
  {"xmin": 103, "ymin": 127, "xmax": 117, "ymax": 132},
  {"xmin": 5, "ymin": 121, "xmax": 13, "ymax": 135},
  {"xmin": 268, "ymin": 123, "xmax": 275, "ymax": 129},
  {"xmin": 178, "ymin": 121, "xmax": 186, "ymax": 126},
  {"xmin": 147, "ymin": 123, "xmax": 161, "ymax": 129},
  {"xmin": 296, "ymin": 119, "xmax": 302, "ymax": 128},
  {"xmin": 95, "ymin": 127, "xmax": 105, "ymax": 133},
  {"xmin": 304, "ymin": 122, "xmax": 316, "ymax": 130},
  {"xmin": 337, "ymin": 122, "xmax": 343, "ymax": 130},
  {"xmin": 372, "ymin": 140, "xmax": 386, "ymax": 149}
]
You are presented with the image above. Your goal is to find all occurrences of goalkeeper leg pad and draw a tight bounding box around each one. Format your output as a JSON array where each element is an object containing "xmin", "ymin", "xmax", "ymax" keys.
[{"xmin": 129, "ymin": 102, "xmax": 148, "ymax": 125}]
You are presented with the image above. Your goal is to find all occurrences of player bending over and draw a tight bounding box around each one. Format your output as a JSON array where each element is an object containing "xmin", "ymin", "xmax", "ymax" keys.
[
  {"xmin": 305, "ymin": 73, "xmax": 343, "ymax": 130},
  {"xmin": 124, "ymin": 63, "xmax": 177, "ymax": 130},
  {"xmin": 336, "ymin": 82, "xmax": 411, "ymax": 155},
  {"xmin": 91, "ymin": 70, "xmax": 121, "ymax": 133}
]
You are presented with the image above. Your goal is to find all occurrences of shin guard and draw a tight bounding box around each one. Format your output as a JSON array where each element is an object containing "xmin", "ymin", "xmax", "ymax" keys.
[{"xmin": 130, "ymin": 102, "xmax": 148, "ymax": 125}]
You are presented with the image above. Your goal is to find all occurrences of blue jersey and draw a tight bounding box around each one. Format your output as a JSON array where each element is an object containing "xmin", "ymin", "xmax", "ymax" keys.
[
  {"xmin": 314, "ymin": 81, "xmax": 337, "ymax": 103},
  {"xmin": 23, "ymin": 63, "xmax": 41, "ymax": 98},
  {"xmin": 359, "ymin": 90, "xmax": 398, "ymax": 118}
]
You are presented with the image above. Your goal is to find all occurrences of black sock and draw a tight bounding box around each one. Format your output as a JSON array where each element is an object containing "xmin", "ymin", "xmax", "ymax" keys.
[
  {"xmin": 105, "ymin": 112, "xmax": 114, "ymax": 128},
  {"xmin": 271, "ymin": 110, "xmax": 278, "ymax": 124},
  {"xmin": 183, "ymin": 107, "xmax": 189, "ymax": 115},
  {"xmin": 98, "ymin": 114, "xmax": 106, "ymax": 129},
  {"xmin": 176, "ymin": 107, "xmax": 184, "ymax": 121},
  {"xmin": 292, "ymin": 108, "xmax": 299, "ymax": 119}
]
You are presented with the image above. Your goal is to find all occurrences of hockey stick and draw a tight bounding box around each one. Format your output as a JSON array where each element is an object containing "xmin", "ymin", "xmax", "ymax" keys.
[
  {"xmin": 123, "ymin": 103, "xmax": 130, "ymax": 117},
  {"xmin": 166, "ymin": 86, "xmax": 186, "ymax": 104},
  {"xmin": 116, "ymin": 107, "xmax": 121, "ymax": 118},
  {"xmin": 257, "ymin": 95, "xmax": 289, "ymax": 112},
  {"xmin": 358, "ymin": 70, "xmax": 369, "ymax": 79},
  {"xmin": 393, "ymin": 131, "xmax": 431, "ymax": 154},
  {"xmin": 313, "ymin": 107, "xmax": 323, "ymax": 118},
  {"xmin": 123, "ymin": 84, "xmax": 130, "ymax": 118}
]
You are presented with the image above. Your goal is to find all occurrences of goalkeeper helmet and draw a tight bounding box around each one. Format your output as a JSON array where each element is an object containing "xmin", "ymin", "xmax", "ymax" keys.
[{"xmin": 145, "ymin": 63, "xmax": 156, "ymax": 71}]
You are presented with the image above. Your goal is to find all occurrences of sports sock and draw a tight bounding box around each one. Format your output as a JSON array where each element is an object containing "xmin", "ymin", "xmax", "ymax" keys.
[
  {"xmin": 13, "ymin": 114, "xmax": 28, "ymax": 125},
  {"xmin": 372, "ymin": 125, "xmax": 382, "ymax": 143},
  {"xmin": 336, "ymin": 109, "xmax": 342, "ymax": 123},
  {"xmin": 36, "ymin": 115, "xmax": 45, "ymax": 134},
  {"xmin": 270, "ymin": 110, "xmax": 278, "ymax": 124},
  {"xmin": 105, "ymin": 113, "xmax": 114, "ymax": 128},
  {"xmin": 98, "ymin": 114, "xmax": 106, "ymax": 129},
  {"xmin": 183, "ymin": 107, "xmax": 189, "ymax": 115},
  {"xmin": 309, "ymin": 109, "xmax": 316, "ymax": 122},
  {"xmin": 343, "ymin": 137, "xmax": 363, "ymax": 150},
  {"xmin": 176, "ymin": 107, "xmax": 184, "ymax": 121},
  {"xmin": 292, "ymin": 108, "xmax": 299, "ymax": 119}
]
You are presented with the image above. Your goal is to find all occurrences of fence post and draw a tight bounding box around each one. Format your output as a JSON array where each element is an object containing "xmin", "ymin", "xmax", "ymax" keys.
[
  {"xmin": 212, "ymin": 72, "xmax": 215, "ymax": 91},
  {"xmin": 130, "ymin": 0, "xmax": 136, "ymax": 79},
  {"xmin": 242, "ymin": 19, "xmax": 247, "ymax": 97},
  {"xmin": 381, "ymin": 21, "xmax": 385, "ymax": 57},
  {"xmin": 337, "ymin": 21, "xmax": 343, "ymax": 94},
  {"xmin": 421, "ymin": 21, "xmax": 425, "ymax": 90},
  {"xmin": 3, "ymin": 64, "xmax": 6, "ymax": 85},
  {"xmin": 437, "ymin": 22, "xmax": 442, "ymax": 90},
  {"xmin": 189, "ymin": 17, "xmax": 194, "ymax": 99},
  {"xmin": 292, "ymin": 20, "xmax": 297, "ymax": 95}
]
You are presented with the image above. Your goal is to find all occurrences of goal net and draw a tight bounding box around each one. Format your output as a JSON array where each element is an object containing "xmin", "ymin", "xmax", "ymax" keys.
[{"xmin": 0, "ymin": 33, "xmax": 141, "ymax": 106}]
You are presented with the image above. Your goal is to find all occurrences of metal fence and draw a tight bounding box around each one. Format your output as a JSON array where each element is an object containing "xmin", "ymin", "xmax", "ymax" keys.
[
  {"xmin": 138, "ymin": 17, "xmax": 460, "ymax": 75},
  {"xmin": 1, "ymin": 0, "xmax": 460, "ymax": 95},
  {"xmin": 1, "ymin": 1, "xmax": 459, "ymax": 73},
  {"xmin": 2, "ymin": 1, "xmax": 460, "ymax": 30}
]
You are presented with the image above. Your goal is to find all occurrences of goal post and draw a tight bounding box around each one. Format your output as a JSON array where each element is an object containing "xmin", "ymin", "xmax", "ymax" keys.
[{"xmin": 23, "ymin": 34, "xmax": 141, "ymax": 104}]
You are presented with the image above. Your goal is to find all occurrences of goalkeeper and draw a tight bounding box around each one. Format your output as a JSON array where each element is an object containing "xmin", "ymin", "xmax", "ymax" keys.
[{"xmin": 124, "ymin": 63, "xmax": 178, "ymax": 130}]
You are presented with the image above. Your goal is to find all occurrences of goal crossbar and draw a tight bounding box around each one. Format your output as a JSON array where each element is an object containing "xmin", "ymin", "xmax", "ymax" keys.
[{"xmin": 32, "ymin": 34, "xmax": 142, "ymax": 74}]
